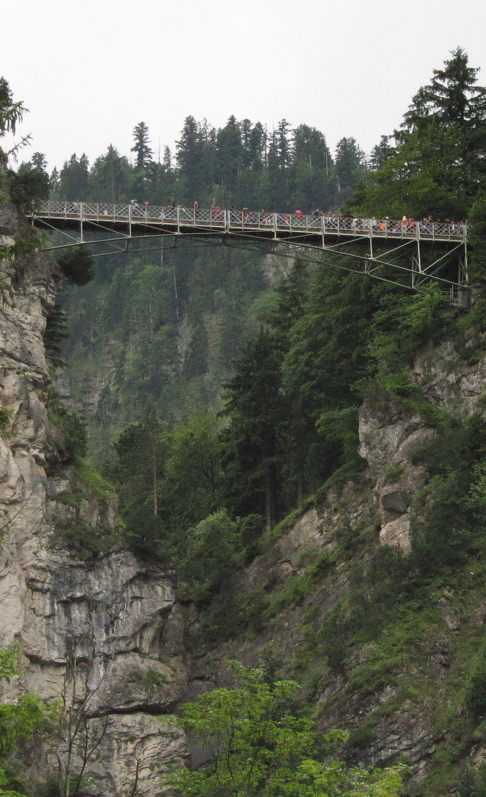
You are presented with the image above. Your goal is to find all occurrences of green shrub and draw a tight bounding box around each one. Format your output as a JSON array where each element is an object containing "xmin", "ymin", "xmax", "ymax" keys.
[
  {"xmin": 0, "ymin": 407, "xmax": 13, "ymax": 434},
  {"xmin": 468, "ymin": 661, "xmax": 486, "ymax": 718},
  {"xmin": 7, "ymin": 167, "xmax": 50, "ymax": 213},
  {"xmin": 239, "ymin": 513, "xmax": 265, "ymax": 560},
  {"xmin": 47, "ymin": 389, "xmax": 87, "ymax": 461},
  {"xmin": 57, "ymin": 247, "xmax": 95, "ymax": 286},
  {"xmin": 319, "ymin": 605, "xmax": 350, "ymax": 673},
  {"xmin": 407, "ymin": 414, "xmax": 486, "ymax": 575},
  {"xmin": 178, "ymin": 510, "xmax": 241, "ymax": 605},
  {"xmin": 76, "ymin": 460, "xmax": 116, "ymax": 499},
  {"xmin": 185, "ymin": 587, "xmax": 269, "ymax": 653},
  {"xmin": 144, "ymin": 669, "xmax": 169, "ymax": 689},
  {"xmin": 458, "ymin": 764, "xmax": 486, "ymax": 797},
  {"xmin": 53, "ymin": 518, "xmax": 114, "ymax": 556},
  {"xmin": 348, "ymin": 722, "xmax": 376, "ymax": 750},
  {"xmin": 367, "ymin": 285, "xmax": 455, "ymax": 374},
  {"xmin": 384, "ymin": 463, "xmax": 405, "ymax": 484}
]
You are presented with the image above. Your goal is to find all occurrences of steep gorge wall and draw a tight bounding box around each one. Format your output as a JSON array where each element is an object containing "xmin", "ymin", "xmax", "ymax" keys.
[
  {"xmin": 2, "ymin": 184, "xmax": 486, "ymax": 795},
  {"xmin": 0, "ymin": 197, "xmax": 187, "ymax": 796},
  {"xmin": 185, "ymin": 337, "xmax": 486, "ymax": 789}
]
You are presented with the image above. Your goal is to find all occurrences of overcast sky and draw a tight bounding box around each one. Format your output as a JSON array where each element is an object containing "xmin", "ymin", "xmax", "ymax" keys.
[{"xmin": 3, "ymin": 0, "xmax": 485, "ymax": 173}]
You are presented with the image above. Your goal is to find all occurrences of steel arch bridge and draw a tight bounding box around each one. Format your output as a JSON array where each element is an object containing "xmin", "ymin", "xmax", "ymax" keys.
[{"xmin": 28, "ymin": 202, "xmax": 469, "ymax": 302}]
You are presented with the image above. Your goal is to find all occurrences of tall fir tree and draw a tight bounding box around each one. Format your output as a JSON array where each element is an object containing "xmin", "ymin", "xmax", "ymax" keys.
[
  {"xmin": 58, "ymin": 153, "xmax": 90, "ymax": 200},
  {"xmin": 131, "ymin": 121, "xmax": 153, "ymax": 170}
]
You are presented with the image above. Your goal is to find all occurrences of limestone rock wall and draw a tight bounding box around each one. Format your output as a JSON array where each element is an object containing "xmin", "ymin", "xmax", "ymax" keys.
[{"xmin": 0, "ymin": 196, "xmax": 188, "ymax": 796}]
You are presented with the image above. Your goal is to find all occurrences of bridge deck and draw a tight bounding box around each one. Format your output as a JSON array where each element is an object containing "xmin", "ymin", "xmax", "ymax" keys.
[{"xmin": 29, "ymin": 202, "xmax": 467, "ymax": 247}]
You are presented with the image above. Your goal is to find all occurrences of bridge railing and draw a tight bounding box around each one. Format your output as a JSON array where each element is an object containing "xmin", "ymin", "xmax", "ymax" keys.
[{"xmin": 31, "ymin": 202, "xmax": 467, "ymax": 242}]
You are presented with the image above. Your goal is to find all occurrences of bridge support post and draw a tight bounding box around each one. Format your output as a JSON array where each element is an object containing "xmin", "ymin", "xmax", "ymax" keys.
[
  {"xmin": 412, "ymin": 254, "xmax": 419, "ymax": 289},
  {"xmin": 321, "ymin": 215, "xmax": 325, "ymax": 249},
  {"xmin": 79, "ymin": 202, "xmax": 84, "ymax": 243},
  {"xmin": 128, "ymin": 203, "xmax": 132, "ymax": 238},
  {"xmin": 368, "ymin": 219, "xmax": 373, "ymax": 259},
  {"xmin": 177, "ymin": 206, "xmax": 180, "ymax": 234}
]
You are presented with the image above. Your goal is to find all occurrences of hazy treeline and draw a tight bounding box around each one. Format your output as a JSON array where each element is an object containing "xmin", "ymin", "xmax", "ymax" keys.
[{"xmin": 28, "ymin": 117, "xmax": 368, "ymax": 213}]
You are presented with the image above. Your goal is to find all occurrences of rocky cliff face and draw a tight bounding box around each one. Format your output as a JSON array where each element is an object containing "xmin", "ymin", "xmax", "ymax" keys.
[{"xmin": 0, "ymin": 196, "xmax": 187, "ymax": 796}]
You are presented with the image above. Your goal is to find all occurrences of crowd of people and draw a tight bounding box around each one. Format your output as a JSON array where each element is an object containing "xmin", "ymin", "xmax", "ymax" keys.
[{"xmin": 124, "ymin": 200, "xmax": 466, "ymax": 235}]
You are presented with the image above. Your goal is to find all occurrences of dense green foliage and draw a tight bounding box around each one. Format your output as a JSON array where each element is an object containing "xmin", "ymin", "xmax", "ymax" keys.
[
  {"xmin": 48, "ymin": 51, "xmax": 486, "ymax": 593},
  {"xmin": 58, "ymin": 242, "xmax": 266, "ymax": 451},
  {"xmin": 47, "ymin": 389, "xmax": 87, "ymax": 462},
  {"xmin": 0, "ymin": 78, "xmax": 49, "ymax": 211},
  {"xmin": 167, "ymin": 662, "xmax": 405, "ymax": 797},
  {"xmin": 0, "ymin": 647, "xmax": 57, "ymax": 797},
  {"xmin": 354, "ymin": 48, "xmax": 486, "ymax": 222},
  {"xmin": 0, "ymin": 79, "xmax": 26, "ymax": 139},
  {"xmin": 56, "ymin": 248, "xmax": 95, "ymax": 286}
]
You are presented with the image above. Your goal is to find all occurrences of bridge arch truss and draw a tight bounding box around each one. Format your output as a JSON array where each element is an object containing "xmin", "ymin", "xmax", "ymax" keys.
[{"xmin": 28, "ymin": 202, "xmax": 469, "ymax": 303}]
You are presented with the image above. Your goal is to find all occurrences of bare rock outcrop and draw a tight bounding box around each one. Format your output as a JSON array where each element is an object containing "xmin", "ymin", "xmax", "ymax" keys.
[{"xmin": 0, "ymin": 198, "xmax": 187, "ymax": 796}]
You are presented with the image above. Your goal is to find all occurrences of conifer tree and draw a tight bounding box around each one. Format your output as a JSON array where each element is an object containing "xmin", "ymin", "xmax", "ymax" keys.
[
  {"xmin": 131, "ymin": 121, "xmax": 153, "ymax": 170},
  {"xmin": 221, "ymin": 327, "xmax": 285, "ymax": 530},
  {"xmin": 369, "ymin": 135, "xmax": 394, "ymax": 171},
  {"xmin": 216, "ymin": 115, "xmax": 243, "ymax": 201},
  {"xmin": 335, "ymin": 137, "xmax": 366, "ymax": 203},
  {"xmin": 250, "ymin": 121, "xmax": 267, "ymax": 169},
  {"xmin": 0, "ymin": 77, "xmax": 27, "ymax": 138},
  {"xmin": 29, "ymin": 151, "xmax": 48, "ymax": 172},
  {"xmin": 277, "ymin": 118, "xmax": 292, "ymax": 169},
  {"xmin": 468, "ymin": 191, "xmax": 486, "ymax": 284},
  {"xmin": 89, "ymin": 145, "xmax": 129, "ymax": 202},
  {"xmin": 59, "ymin": 153, "xmax": 90, "ymax": 200},
  {"xmin": 356, "ymin": 48, "xmax": 486, "ymax": 220},
  {"xmin": 176, "ymin": 115, "xmax": 206, "ymax": 202}
]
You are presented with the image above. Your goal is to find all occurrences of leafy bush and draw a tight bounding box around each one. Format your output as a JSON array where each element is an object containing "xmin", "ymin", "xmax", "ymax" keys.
[
  {"xmin": 318, "ymin": 605, "xmax": 351, "ymax": 673},
  {"xmin": 239, "ymin": 513, "xmax": 265, "ymax": 560},
  {"xmin": 384, "ymin": 462, "xmax": 406, "ymax": 483},
  {"xmin": 367, "ymin": 283, "xmax": 455, "ymax": 373},
  {"xmin": 76, "ymin": 460, "xmax": 116, "ymax": 499},
  {"xmin": 185, "ymin": 588, "xmax": 269, "ymax": 653},
  {"xmin": 53, "ymin": 517, "xmax": 115, "ymax": 557},
  {"xmin": 458, "ymin": 764, "xmax": 486, "ymax": 797},
  {"xmin": 178, "ymin": 510, "xmax": 241, "ymax": 605},
  {"xmin": 47, "ymin": 389, "xmax": 87, "ymax": 461},
  {"xmin": 122, "ymin": 503, "xmax": 171, "ymax": 561},
  {"xmin": 167, "ymin": 661, "xmax": 406, "ymax": 797},
  {"xmin": 0, "ymin": 407, "xmax": 13, "ymax": 434},
  {"xmin": 468, "ymin": 663, "xmax": 486, "ymax": 718},
  {"xmin": 410, "ymin": 414, "xmax": 486, "ymax": 574}
]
